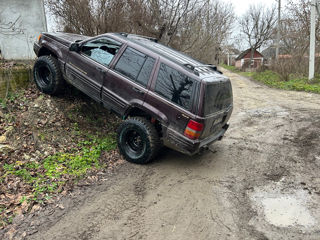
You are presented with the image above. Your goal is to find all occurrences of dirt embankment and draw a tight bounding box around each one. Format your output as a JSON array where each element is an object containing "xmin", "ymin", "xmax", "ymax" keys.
[
  {"xmin": 1, "ymin": 70, "xmax": 320, "ymax": 240},
  {"xmin": 0, "ymin": 84, "xmax": 124, "ymax": 234}
]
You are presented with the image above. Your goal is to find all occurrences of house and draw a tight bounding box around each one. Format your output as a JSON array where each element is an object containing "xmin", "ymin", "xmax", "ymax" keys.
[
  {"xmin": 0, "ymin": 0, "xmax": 47, "ymax": 60},
  {"xmin": 235, "ymin": 49, "xmax": 264, "ymax": 69}
]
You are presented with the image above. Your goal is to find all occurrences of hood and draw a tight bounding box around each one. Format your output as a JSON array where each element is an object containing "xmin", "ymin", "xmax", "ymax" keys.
[{"xmin": 43, "ymin": 32, "xmax": 90, "ymax": 46}]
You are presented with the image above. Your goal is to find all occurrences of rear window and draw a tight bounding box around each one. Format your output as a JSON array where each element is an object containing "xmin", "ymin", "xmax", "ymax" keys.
[
  {"xmin": 204, "ymin": 81, "xmax": 232, "ymax": 115},
  {"xmin": 155, "ymin": 63, "xmax": 195, "ymax": 111}
]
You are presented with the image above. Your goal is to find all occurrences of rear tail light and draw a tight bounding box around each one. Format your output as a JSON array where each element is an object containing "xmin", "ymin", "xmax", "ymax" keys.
[{"xmin": 184, "ymin": 120, "xmax": 204, "ymax": 140}]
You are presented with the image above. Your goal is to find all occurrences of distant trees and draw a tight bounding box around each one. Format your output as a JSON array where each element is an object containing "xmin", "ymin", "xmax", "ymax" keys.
[
  {"xmin": 274, "ymin": 0, "xmax": 320, "ymax": 76},
  {"xmin": 239, "ymin": 5, "xmax": 277, "ymax": 68},
  {"xmin": 46, "ymin": 0, "xmax": 234, "ymax": 64}
]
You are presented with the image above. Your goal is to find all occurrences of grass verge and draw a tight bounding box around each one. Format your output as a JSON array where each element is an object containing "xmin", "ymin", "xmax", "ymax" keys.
[{"xmin": 220, "ymin": 64, "xmax": 320, "ymax": 94}]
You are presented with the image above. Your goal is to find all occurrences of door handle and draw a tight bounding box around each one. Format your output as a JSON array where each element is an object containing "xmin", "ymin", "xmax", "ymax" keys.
[{"xmin": 132, "ymin": 87, "xmax": 144, "ymax": 94}]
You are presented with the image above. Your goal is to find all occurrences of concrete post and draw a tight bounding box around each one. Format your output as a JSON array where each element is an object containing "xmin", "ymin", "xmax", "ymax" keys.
[
  {"xmin": 276, "ymin": 0, "xmax": 281, "ymax": 60},
  {"xmin": 309, "ymin": 0, "xmax": 317, "ymax": 80}
]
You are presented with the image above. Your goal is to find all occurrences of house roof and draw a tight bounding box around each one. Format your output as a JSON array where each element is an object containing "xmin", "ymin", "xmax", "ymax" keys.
[
  {"xmin": 235, "ymin": 49, "xmax": 263, "ymax": 61},
  {"xmin": 261, "ymin": 46, "xmax": 286, "ymax": 59}
]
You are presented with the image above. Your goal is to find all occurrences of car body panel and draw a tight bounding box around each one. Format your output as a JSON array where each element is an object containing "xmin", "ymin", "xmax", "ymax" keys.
[{"xmin": 34, "ymin": 32, "xmax": 233, "ymax": 155}]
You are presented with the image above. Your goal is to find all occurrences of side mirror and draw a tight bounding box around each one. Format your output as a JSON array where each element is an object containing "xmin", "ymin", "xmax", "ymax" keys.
[{"xmin": 69, "ymin": 42, "xmax": 80, "ymax": 52}]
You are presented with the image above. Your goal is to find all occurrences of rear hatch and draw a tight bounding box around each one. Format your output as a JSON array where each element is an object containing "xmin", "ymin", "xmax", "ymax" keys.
[{"xmin": 200, "ymin": 75, "xmax": 233, "ymax": 139}]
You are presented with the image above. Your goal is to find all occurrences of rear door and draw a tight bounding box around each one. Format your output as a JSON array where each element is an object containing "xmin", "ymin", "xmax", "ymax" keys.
[
  {"xmin": 144, "ymin": 61, "xmax": 197, "ymax": 135},
  {"xmin": 200, "ymin": 78, "xmax": 233, "ymax": 139},
  {"xmin": 65, "ymin": 37, "xmax": 122, "ymax": 102},
  {"xmin": 102, "ymin": 47, "xmax": 156, "ymax": 115}
]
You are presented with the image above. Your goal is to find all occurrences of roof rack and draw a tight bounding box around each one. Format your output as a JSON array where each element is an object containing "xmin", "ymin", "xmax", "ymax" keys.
[
  {"xmin": 128, "ymin": 34, "xmax": 158, "ymax": 43},
  {"xmin": 118, "ymin": 33, "xmax": 158, "ymax": 42},
  {"xmin": 183, "ymin": 64, "xmax": 220, "ymax": 75},
  {"xmin": 184, "ymin": 64, "xmax": 218, "ymax": 70},
  {"xmin": 119, "ymin": 32, "xmax": 128, "ymax": 37}
]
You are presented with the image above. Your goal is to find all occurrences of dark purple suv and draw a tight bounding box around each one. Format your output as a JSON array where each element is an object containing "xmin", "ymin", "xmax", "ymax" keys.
[{"xmin": 33, "ymin": 32, "xmax": 233, "ymax": 164}]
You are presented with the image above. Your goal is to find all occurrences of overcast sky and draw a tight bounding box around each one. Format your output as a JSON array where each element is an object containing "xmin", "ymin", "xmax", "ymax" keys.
[{"xmin": 223, "ymin": 0, "xmax": 285, "ymax": 16}]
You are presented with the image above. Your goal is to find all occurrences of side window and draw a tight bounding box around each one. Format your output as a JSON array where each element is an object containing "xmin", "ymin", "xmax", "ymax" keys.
[
  {"xmin": 114, "ymin": 47, "xmax": 155, "ymax": 87},
  {"xmin": 81, "ymin": 37, "xmax": 122, "ymax": 66},
  {"xmin": 155, "ymin": 63, "xmax": 194, "ymax": 110}
]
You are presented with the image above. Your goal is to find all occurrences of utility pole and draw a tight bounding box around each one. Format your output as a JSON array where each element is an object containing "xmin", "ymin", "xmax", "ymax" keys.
[
  {"xmin": 276, "ymin": 0, "xmax": 281, "ymax": 60},
  {"xmin": 309, "ymin": 0, "xmax": 317, "ymax": 80}
]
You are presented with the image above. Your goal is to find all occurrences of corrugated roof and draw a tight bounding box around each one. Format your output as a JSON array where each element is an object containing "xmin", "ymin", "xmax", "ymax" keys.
[{"xmin": 235, "ymin": 48, "xmax": 264, "ymax": 61}]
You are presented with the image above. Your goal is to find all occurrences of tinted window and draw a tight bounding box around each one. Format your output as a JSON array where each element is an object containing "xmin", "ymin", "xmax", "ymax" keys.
[
  {"xmin": 137, "ymin": 57, "xmax": 155, "ymax": 86},
  {"xmin": 155, "ymin": 63, "xmax": 194, "ymax": 110},
  {"xmin": 82, "ymin": 37, "xmax": 122, "ymax": 66},
  {"xmin": 204, "ymin": 82, "xmax": 232, "ymax": 115},
  {"xmin": 115, "ymin": 47, "xmax": 155, "ymax": 86}
]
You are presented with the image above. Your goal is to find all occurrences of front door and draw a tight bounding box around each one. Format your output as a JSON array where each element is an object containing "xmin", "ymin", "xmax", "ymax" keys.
[{"xmin": 65, "ymin": 37, "xmax": 122, "ymax": 102}]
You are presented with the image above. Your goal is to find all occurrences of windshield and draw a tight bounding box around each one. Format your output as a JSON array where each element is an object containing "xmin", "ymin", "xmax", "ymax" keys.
[{"xmin": 81, "ymin": 38, "xmax": 122, "ymax": 66}]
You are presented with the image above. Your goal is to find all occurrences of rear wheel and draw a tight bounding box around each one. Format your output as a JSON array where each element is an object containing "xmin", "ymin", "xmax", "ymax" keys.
[
  {"xmin": 117, "ymin": 117, "xmax": 161, "ymax": 164},
  {"xmin": 33, "ymin": 55, "xmax": 64, "ymax": 95}
]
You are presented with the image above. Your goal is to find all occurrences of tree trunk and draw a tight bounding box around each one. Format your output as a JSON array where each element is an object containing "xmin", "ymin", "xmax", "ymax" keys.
[{"xmin": 250, "ymin": 47, "xmax": 255, "ymax": 71}]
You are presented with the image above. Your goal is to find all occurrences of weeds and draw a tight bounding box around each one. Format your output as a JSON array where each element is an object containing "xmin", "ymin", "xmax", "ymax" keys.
[
  {"xmin": 221, "ymin": 64, "xmax": 320, "ymax": 94},
  {"xmin": 1, "ymin": 135, "xmax": 116, "ymax": 203}
]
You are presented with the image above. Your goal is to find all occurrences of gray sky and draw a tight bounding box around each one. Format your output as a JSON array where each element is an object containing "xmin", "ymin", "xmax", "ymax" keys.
[{"xmin": 223, "ymin": 0, "xmax": 284, "ymax": 16}]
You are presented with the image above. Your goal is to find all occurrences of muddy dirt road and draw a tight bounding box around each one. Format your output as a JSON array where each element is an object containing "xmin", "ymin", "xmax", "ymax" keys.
[{"xmin": 26, "ymin": 70, "xmax": 320, "ymax": 239}]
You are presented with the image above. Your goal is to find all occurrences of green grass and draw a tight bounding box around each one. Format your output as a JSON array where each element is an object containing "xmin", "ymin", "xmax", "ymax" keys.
[
  {"xmin": 220, "ymin": 64, "xmax": 320, "ymax": 94},
  {"xmin": 220, "ymin": 64, "xmax": 240, "ymax": 73},
  {"xmin": 1, "ymin": 134, "xmax": 117, "ymax": 202}
]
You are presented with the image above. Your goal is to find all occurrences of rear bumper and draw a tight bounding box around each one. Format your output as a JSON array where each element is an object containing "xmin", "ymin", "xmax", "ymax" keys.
[{"xmin": 164, "ymin": 124, "xmax": 229, "ymax": 156}]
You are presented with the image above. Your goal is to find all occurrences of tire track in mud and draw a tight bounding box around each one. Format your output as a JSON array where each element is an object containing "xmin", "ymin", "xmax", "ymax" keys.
[{"xmin": 8, "ymin": 69, "xmax": 320, "ymax": 240}]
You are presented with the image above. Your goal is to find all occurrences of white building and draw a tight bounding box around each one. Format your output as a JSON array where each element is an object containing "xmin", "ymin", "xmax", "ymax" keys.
[{"xmin": 0, "ymin": 0, "xmax": 47, "ymax": 60}]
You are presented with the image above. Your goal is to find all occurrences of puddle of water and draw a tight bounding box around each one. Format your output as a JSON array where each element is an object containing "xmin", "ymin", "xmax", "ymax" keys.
[
  {"xmin": 261, "ymin": 195, "xmax": 316, "ymax": 227},
  {"xmin": 251, "ymin": 188, "xmax": 317, "ymax": 228}
]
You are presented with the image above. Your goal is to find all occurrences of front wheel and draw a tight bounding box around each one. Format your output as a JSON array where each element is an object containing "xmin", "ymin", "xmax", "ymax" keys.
[
  {"xmin": 117, "ymin": 117, "xmax": 161, "ymax": 164},
  {"xmin": 33, "ymin": 55, "xmax": 64, "ymax": 95}
]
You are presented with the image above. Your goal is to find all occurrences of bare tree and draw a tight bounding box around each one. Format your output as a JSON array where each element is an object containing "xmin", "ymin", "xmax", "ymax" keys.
[
  {"xmin": 281, "ymin": 0, "xmax": 320, "ymax": 56},
  {"xmin": 239, "ymin": 4, "xmax": 277, "ymax": 67},
  {"xmin": 46, "ymin": 0, "xmax": 234, "ymax": 63}
]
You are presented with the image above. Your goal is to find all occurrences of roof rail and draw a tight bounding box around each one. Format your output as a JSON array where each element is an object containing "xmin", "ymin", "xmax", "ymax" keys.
[
  {"xmin": 127, "ymin": 34, "xmax": 158, "ymax": 43},
  {"xmin": 183, "ymin": 64, "xmax": 221, "ymax": 76},
  {"xmin": 119, "ymin": 32, "xmax": 128, "ymax": 37},
  {"xmin": 183, "ymin": 63, "xmax": 195, "ymax": 71}
]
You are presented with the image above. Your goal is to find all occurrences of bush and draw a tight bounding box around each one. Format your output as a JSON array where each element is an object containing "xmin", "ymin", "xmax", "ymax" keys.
[{"xmin": 271, "ymin": 58, "xmax": 295, "ymax": 81}]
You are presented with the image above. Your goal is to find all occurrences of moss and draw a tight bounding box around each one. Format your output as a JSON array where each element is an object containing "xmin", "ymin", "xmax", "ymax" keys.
[{"xmin": 0, "ymin": 68, "xmax": 31, "ymax": 98}]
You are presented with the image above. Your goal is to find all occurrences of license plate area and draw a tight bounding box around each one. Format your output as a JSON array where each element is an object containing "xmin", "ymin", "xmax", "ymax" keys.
[{"xmin": 210, "ymin": 115, "xmax": 226, "ymax": 133}]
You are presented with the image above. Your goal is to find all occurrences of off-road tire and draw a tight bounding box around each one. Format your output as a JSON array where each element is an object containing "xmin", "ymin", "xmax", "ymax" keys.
[
  {"xmin": 117, "ymin": 117, "xmax": 161, "ymax": 164},
  {"xmin": 33, "ymin": 55, "xmax": 64, "ymax": 95}
]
